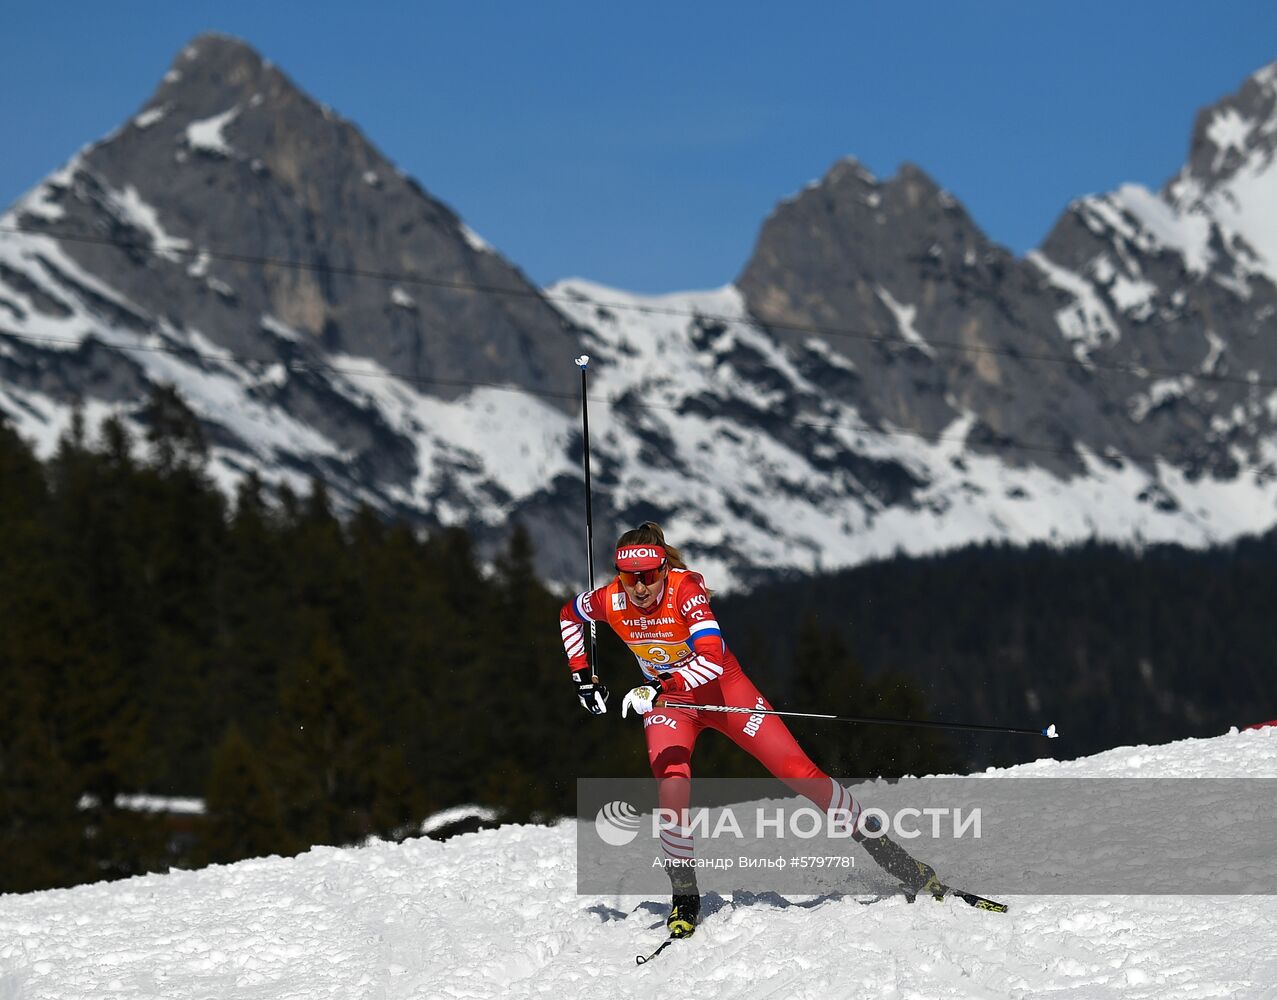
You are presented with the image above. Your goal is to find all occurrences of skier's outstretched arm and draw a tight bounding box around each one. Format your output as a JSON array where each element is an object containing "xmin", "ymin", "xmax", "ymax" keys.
[{"xmin": 560, "ymin": 587, "xmax": 609, "ymax": 715}]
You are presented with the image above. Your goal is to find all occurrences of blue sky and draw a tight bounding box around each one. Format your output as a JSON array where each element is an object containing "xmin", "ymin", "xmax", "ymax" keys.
[{"xmin": 2, "ymin": 1, "xmax": 1275, "ymax": 292}]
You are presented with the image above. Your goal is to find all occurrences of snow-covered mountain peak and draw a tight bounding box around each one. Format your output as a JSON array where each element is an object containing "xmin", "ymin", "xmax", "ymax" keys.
[
  {"xmin": 1154, "ymin": 76, "xmax": 1277, "ymax": 292},
  {"xmin": 788, "ymin": 157, "xmax": 958, "ymax": 215},
  {"xmin": 820, "ymin": 154, "xmax": 880, "ymax": 189},
  {"xmin": 141, "ymin": 32, "xmax": 370, "ymax": 173},
  {"xmin": 0, "ymin": 34, "xmax": 583, "ymax": 565},
  {"xmin": 162, "ymin": 32, "xmax": 275, "ymax": 96},
  {"xmin": 1179, "ymin": 58, "xmax": 1277, "ymax": 192},
  {"xmin": 5, "ymin": 44, "xmax": 1277, "ymax": 587},
  {"xmin": 549, "ymin": 276, "xmax": 746, "ymax": 319}
]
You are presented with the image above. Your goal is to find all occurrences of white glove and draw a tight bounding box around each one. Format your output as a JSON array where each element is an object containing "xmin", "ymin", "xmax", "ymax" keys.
[{"xmin": 621, "ymin": 684, "xmax": 660, "ymax": 717}]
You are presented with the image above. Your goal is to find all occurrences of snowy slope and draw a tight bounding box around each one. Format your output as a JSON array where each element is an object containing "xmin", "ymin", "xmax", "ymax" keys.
[{"xmin": 3, "ymin": 728, "xmax": 1275, "ymax": 999}]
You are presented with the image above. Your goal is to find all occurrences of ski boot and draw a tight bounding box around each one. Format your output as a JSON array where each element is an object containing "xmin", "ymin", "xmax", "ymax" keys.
[
  {"xmin": 666, "ymin": 863, "xmax": 700, "ymax": 938},
  {"xmin": 855, "ymin": 815, "xmax": 946, "ymax": 902},
  {"xmin": 668, "ymin": 893, "xmax": 700, "ymax": 938}
]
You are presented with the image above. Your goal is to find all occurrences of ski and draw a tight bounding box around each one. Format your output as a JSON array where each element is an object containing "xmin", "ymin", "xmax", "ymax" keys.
[
  {"xmin": 948, "ymin": 888, "xmax": 1008, "ymax": 912},
  {"xmin": 636, "ymin": 935, "xmax": 678, "ymax": 965},
  {"xmin": 907, "ymin": 883, "xmax": 1008, "ymax": 913},
  {"xmin": 634, "ymin": 883, "xmax": 1003, "ymax": 965},
  {"xmin": 861, "ymin": 831, "xmax": 1008, "ymax": 913}
]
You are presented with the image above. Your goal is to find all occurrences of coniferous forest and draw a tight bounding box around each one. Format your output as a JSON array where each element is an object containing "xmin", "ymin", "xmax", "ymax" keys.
[
  {"xmin": 0, "ymin": 390, "xmax": 956, "ymax": 893},
  {"xmin": 716, "ymin": 532, "xmax": 1277, "ymax": 770},
  {"xmin": 1, "ymin": 387, "xmax": 1273, "ymax": 893}
]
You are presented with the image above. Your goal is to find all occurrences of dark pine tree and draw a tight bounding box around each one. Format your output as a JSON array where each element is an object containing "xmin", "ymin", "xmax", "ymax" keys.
[{"xmin": 202, "ymin": 723, "xmax": 292, "ymax": 864}]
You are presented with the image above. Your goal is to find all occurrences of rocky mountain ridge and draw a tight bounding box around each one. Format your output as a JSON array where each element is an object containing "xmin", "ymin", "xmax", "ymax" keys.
[{"xmin": 2, "ymin": 33, "xmax": 1275, "ymax": 588}]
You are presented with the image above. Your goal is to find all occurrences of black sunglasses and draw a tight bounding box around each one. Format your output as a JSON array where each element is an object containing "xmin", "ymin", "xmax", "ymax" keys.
[{"xmin": 617, "ymin": 565, "xmax": 666, "ymax": 586}]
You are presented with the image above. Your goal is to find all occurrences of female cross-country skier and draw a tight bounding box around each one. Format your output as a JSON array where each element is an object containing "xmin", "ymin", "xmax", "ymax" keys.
[{"xmin": 560, "ymin": 522, "xmax": 942, "ymax": 939}]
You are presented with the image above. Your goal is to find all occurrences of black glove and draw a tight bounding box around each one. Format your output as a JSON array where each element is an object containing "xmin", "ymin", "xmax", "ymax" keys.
[{"xmin": 573, "ymin": 670, "xmax": 609, "ymax": 716}]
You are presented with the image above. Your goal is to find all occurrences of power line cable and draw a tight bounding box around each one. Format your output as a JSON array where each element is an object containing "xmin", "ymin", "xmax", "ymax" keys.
[
  {"xmin": 0, "ymin": 327, "xmax": 1257, "ymax": 472},
  {"xmin": 0, "ymin": 222, "xmax": 1272, "ymax": 476},
  {"xmin": 1, "ymin": 221, "xmax": 1272, "ymax": 393}
]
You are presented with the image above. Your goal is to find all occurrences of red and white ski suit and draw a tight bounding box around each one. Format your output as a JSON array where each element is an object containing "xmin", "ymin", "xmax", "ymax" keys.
[{"xmin": 560, "ymin": 568, "xmax": 861, "ymax": 864}]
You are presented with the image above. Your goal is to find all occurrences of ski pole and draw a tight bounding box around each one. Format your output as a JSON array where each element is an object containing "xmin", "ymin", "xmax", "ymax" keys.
[
  {"xmin": 666, "ymin": 703, "xmax": 1058, "ymax": 739},
  {"xmin": 574, "ymin": 355, "xmax": 599, "ymax": 681}
]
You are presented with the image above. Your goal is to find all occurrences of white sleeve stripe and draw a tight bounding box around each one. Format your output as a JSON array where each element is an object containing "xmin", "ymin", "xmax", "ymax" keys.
[
  {"xmin": 659, "ymin": 830, "xmax": 695, "ymax": 850},
  {"xmin": 694, "ymin": 655, "xmax": 724, "ymax": 675},
  {"xmin": 827, "ymin": 779, "xmax": 861, "ymax": 831},
  {"xmin": 688, "ymin": 619, "xmax": 720, "ymax": 634},
  {"xmin": 561, "ymin": 620, "xmax": 586, "ymax": 658},
  {"xmin": 573, "ymin": 594, "xmax": 590, "ymax": 621}
]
